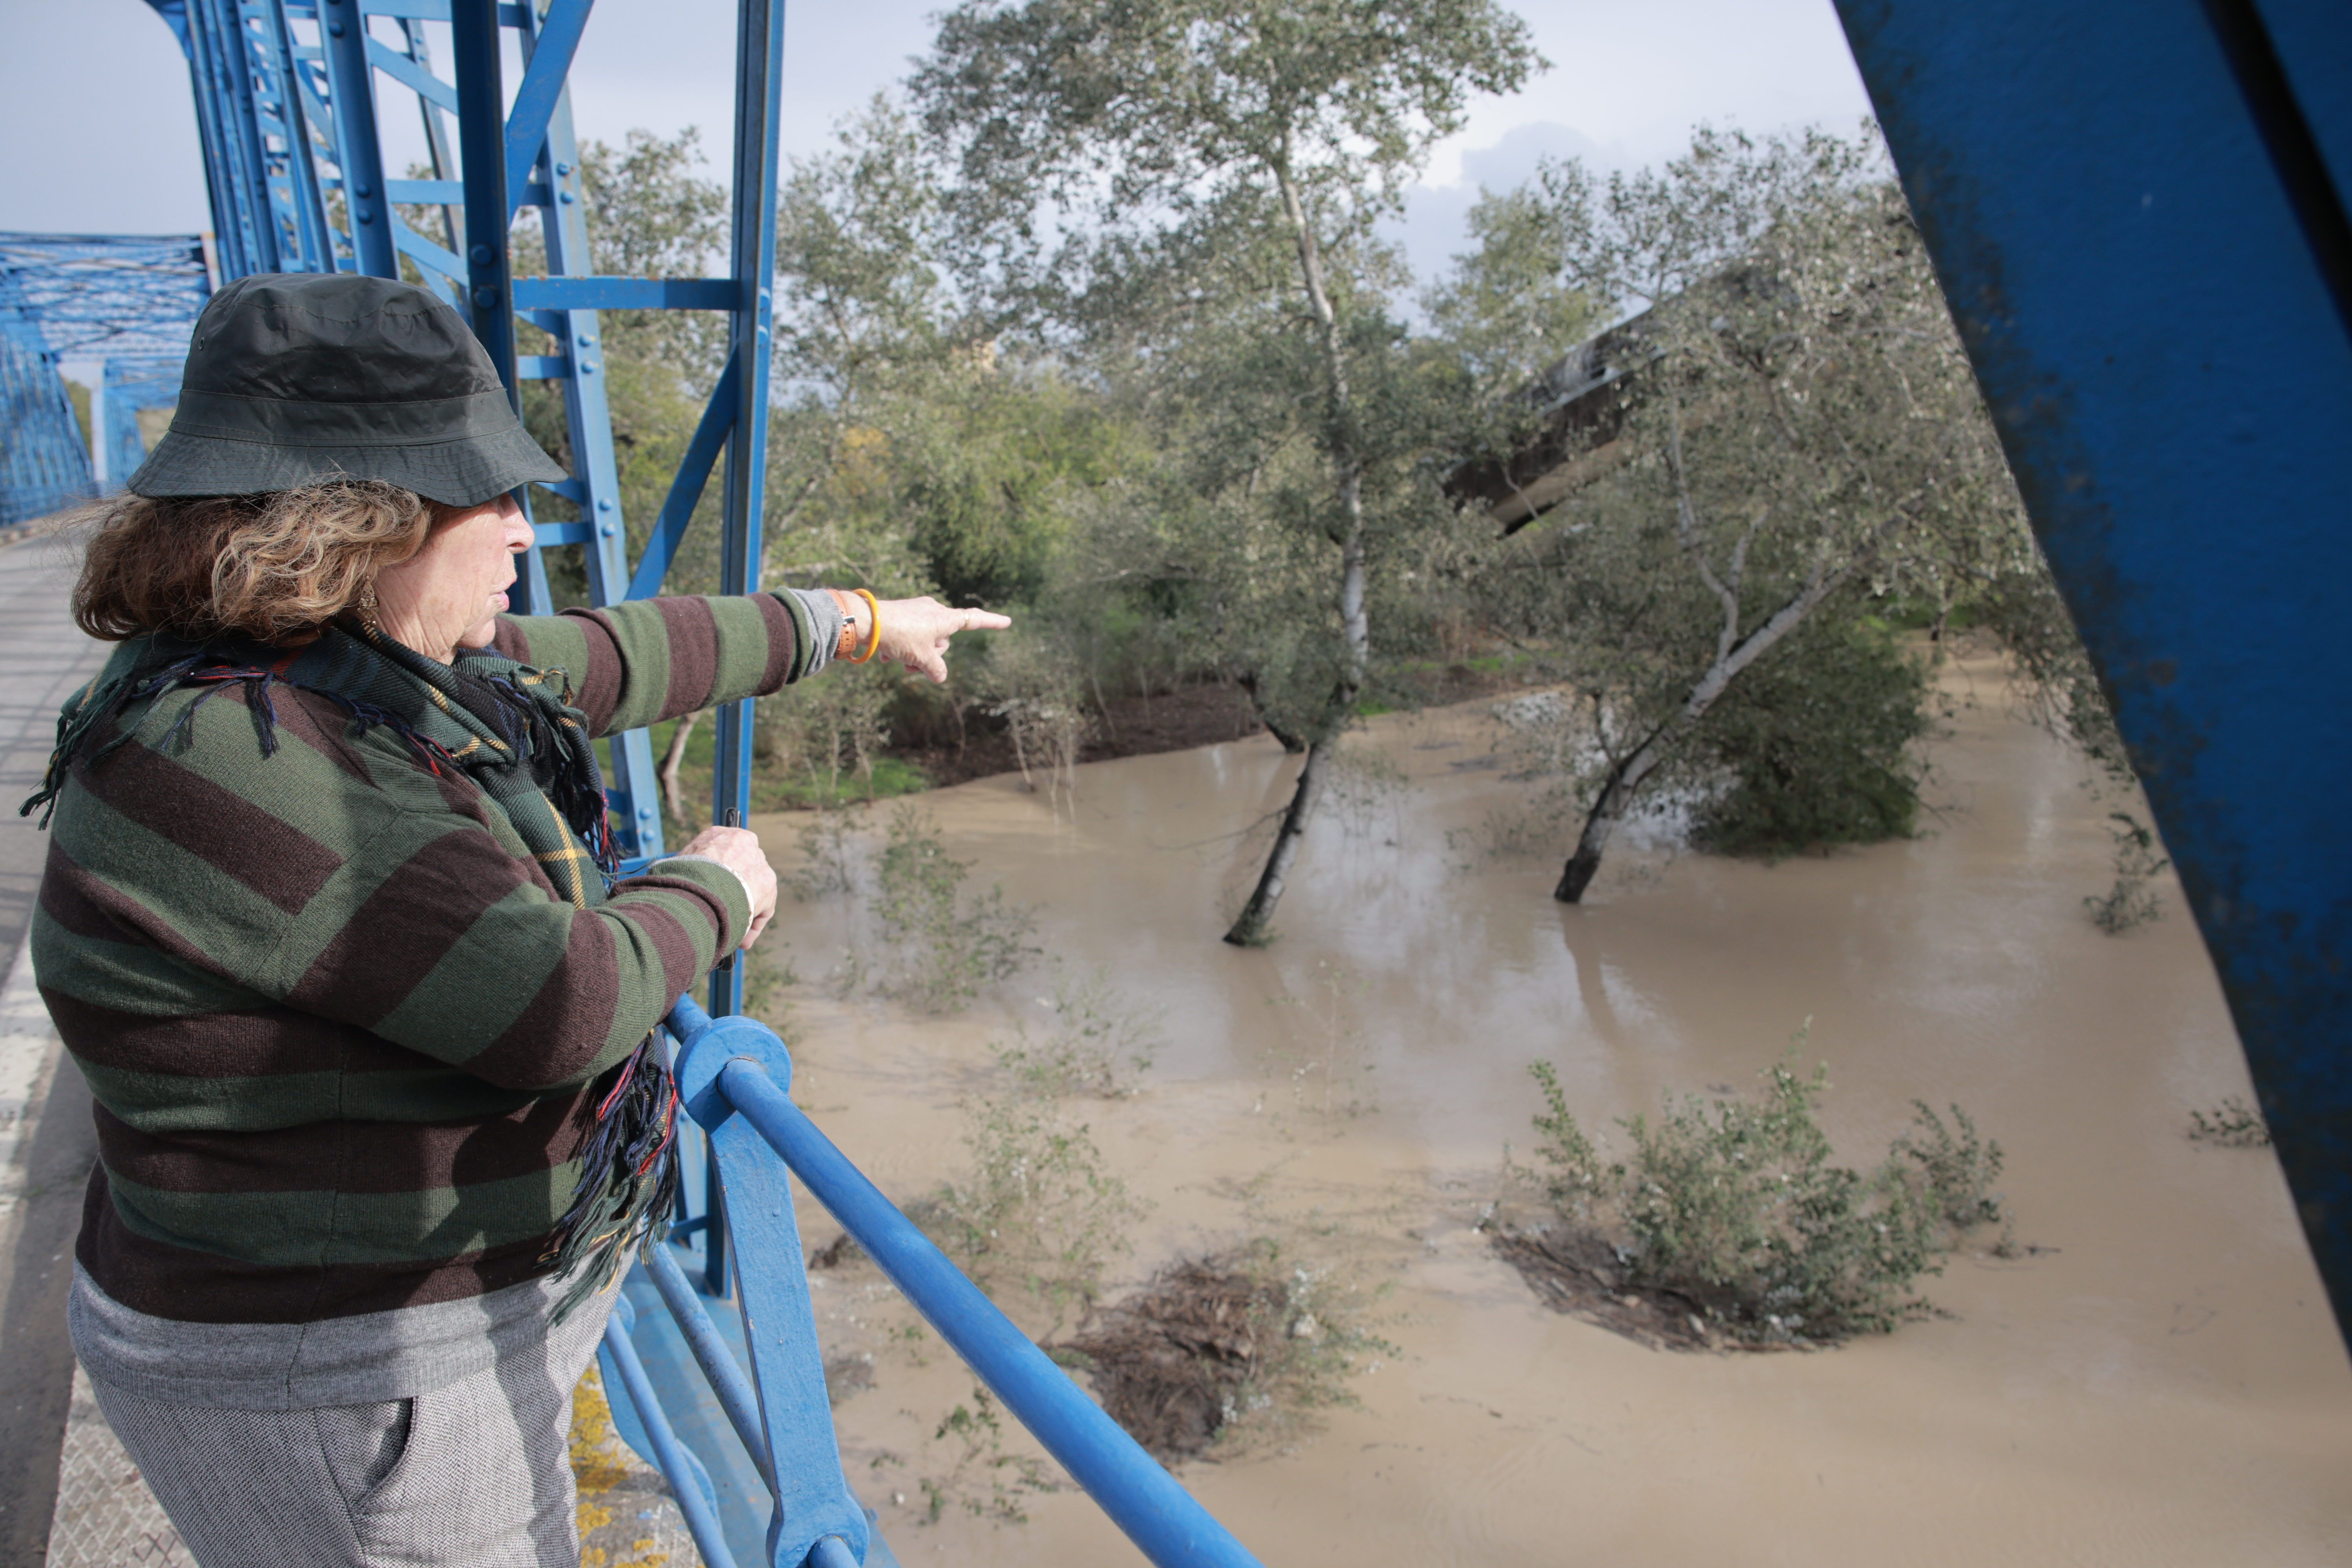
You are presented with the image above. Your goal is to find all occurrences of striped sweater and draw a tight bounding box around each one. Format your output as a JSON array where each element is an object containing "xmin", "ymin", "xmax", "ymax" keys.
[{"xmin": 36, "ymin": 592, "xmax": 819, "ymax": 1326}]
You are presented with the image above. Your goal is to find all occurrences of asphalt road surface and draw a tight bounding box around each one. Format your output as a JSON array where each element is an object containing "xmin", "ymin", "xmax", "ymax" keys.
[{"xmin": 0, "ymin": 528, "xmax": 110, "ymax": 1566}]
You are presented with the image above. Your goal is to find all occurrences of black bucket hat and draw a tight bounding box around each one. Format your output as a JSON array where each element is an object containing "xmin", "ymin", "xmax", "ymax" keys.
[{"xmin": 127, "ymin": 272, "xmax": 567, "ymax": 507}]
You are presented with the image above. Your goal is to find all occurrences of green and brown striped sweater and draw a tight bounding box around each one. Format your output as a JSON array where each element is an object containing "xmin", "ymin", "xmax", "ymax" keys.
[{"xmin": 36, "ymin": 593, "xmax": 817, "ymax": 1325}]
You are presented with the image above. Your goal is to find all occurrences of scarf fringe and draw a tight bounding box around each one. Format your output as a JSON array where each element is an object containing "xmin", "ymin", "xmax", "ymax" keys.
[{"xmin": 543, "ymin": 1032, "xmax": 683, "ymax": 1324}]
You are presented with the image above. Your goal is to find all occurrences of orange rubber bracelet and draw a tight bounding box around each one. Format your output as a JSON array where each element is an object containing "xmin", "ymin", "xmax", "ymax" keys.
[{"xmin": 846, "ymin": 588, "xmax": 884, "ymax": 664}]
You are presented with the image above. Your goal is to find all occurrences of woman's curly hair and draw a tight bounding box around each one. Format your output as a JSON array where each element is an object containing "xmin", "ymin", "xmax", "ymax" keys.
[{"xmin": 70, "ymin": 481, "xmax": 436, "ymax": 645}]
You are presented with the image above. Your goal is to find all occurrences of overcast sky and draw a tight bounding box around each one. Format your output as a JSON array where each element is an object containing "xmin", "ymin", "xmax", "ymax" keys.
[{"xmin": 0, "ymin": 0, "xmax": 1871, "ymax": 289}]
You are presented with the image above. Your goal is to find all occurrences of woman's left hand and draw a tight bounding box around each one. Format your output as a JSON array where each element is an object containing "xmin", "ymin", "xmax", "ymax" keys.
[{"xmin": 870, "ymin": 596, "xmax": 1012, "ymax": 682}]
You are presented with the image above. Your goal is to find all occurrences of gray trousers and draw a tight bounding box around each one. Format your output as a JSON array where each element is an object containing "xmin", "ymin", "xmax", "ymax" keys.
[{"xmin": 86, "ymin": 1298, "xmax": 612, "ymax": 1568}]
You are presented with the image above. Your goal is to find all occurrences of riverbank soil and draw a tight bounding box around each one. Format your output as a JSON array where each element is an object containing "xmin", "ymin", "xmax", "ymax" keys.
[{"xmin": 754, "ymin": 649, "xmax": 2352, "ymax": 1566}]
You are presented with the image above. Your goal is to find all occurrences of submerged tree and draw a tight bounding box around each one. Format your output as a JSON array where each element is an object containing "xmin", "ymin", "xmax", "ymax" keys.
[
  {"xmin": 1457, "ymin": 127, "xmax": 2029, "ymax": 901},
  {"xmin": 913, "ymin": 0, "xmax": 1539, "ymax": 945}
]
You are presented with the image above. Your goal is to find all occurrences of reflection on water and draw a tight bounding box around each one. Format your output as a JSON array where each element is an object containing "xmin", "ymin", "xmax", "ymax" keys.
[{"xmin": 759, "ymin": 655, "xmax": 2352, "ymax": 1567}]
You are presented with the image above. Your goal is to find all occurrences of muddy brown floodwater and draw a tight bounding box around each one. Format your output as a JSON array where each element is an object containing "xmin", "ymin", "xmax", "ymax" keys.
[{"xmin": 753, "ymin": 652, "xmax": 2352, "ymax": 1567}]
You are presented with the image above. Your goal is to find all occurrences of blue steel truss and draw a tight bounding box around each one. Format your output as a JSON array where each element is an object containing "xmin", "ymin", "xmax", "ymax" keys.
[
  {"xmin": 0, "ymin": 233, "xmax": 211, "ymax": 520},
  {"xmin": 141, "ymin": 0, "xmax": 772, "ymax": 869},
  {"xmin": 0, "ymin": 279, "xmax": 94, "ymax": 528},
  {"xmin": 1831, "ymin": 1, "xmax": 2352, "ymax": 1341}
]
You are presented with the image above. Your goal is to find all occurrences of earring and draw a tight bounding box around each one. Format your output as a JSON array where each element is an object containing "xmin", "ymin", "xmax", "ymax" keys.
[{"xmin": 358, "ymin": 580, "xmax": 381, "ymax": 633}]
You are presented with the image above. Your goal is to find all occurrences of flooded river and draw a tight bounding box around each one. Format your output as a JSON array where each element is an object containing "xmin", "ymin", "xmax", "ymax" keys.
[{"xmin": 753, "ymin": 652, "xmax": 2352, "ymax": 1566}]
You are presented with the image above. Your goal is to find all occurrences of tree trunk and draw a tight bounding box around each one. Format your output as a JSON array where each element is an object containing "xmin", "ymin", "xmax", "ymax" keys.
[
  {"xmin": 660, "ymin": 710, "xmax": 702, "ymax": 826},
  {"xmin": 1223, "ymin": 739, "xmax": 1332, "ymax": 946},
  {"xmin": 1220, "ymin": 149, "xmax": 1371, "ymax": 943},
  {"xmin": 1555, "ymin": 755, "xmax": 1640, "ymax": 903},
  {"xmin": 1238, "ymin": 672, "xmax": 1308, "ymax": 753},
  {"xmin": 1552, "ymin": 513, "xmax": 1904, "ymax": 902}
]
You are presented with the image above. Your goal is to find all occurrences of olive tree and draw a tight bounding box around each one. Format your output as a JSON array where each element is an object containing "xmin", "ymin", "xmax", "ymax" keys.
[
  {"xmin": 1455, "ymin": 128, "xmax": 2029, "ymax": 901},
  {"xmin": 912, "ymin": 0, "xmax": 1539, "ymax": 945}
]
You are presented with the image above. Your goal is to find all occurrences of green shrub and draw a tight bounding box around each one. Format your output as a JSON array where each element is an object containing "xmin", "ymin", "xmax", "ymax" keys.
[
  {"xmin": 1896, "ymin": 1100, "xmax": 2006, "ymax": 1234},
  {"xmin": 786, "ymin": 809, "xmax": 862, "ymax": 902},
  {"xmin": 2188, "ymin": 1097, "xmax": 2271, "ymax": 1148},
  {"xmin": 2086, "ymin": 811, "xmax": 2168, "ymax": 934},
  {"xmin": 1691, "ymin": 618, "xmax": 1931, "ymax": 858},
  {"xmin": 873, "ymin": 807, "xmax": 1040, "ymax": 1011},
  {"xmin": 1529, "ymin": 1059, "xmax": 1605, "ymax": 1205},
  {"xmin": 932, "ymin": 1099, "xmax": 1145, "ymax": 1329},
  {"xmin": 1523, "ymin": 1053, "xmax": 2007, "ymax": 1343},
  {"xmin": 917, "ymin": 1384, "xmax": 1057, "ymax": 1525}
]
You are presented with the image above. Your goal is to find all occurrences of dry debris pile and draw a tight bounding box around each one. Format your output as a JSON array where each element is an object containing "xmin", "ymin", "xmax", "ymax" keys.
[{"xmin": 1054, "ymin": 1254, "xmax": 1289, "ymax": 1459}]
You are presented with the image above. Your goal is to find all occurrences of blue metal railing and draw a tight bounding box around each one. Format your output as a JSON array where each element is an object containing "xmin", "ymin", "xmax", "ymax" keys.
[{"xmin": 600, "ymin": 993, "xmax": 1266, "ymax": 1568}]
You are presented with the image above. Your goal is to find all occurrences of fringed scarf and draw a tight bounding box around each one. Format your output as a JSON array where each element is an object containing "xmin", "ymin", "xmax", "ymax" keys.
[{"xmin": 22, "ymin": 622, "xmax": 678, "ymax": 1324}]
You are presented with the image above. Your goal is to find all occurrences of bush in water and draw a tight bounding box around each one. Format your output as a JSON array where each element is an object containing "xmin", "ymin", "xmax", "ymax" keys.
[
  {"xmin": 875, "ymin": 807, "xmax": 1042, "ymax": 1011},
  {"xmin": 2085, "ymin": 811, "xmax": 2169, "ymax": 935},
  {"xmin": 1524, "ymin": 1048, "xmax": 2006, "ymax": 1343},
  {"xmin": 2187, "ymin": 1096, "xmax": 2272, "ymax": 1148}
]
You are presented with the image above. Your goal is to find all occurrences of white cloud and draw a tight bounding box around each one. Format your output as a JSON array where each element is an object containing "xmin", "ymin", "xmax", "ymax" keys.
[{"xmin": 2, "ymin": 0, "xmax": 1871, "ymax": 290}]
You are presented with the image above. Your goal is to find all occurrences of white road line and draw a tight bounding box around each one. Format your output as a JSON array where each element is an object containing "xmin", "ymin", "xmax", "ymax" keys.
[{"xmin": 0, "ymin": 935, "xmax": 61, "ymax": 1219}]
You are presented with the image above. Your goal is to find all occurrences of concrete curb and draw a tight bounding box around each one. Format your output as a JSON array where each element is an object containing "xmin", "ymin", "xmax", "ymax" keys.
[{"xmin": 0, "ymin": 938, "xmax": 61, "ymax": 1228}]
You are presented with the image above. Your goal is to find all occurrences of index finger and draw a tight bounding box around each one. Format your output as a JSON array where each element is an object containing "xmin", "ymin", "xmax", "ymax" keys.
[{"xmin": 960, "ymin": 610, "xmax": 1013, "ymax": 632}]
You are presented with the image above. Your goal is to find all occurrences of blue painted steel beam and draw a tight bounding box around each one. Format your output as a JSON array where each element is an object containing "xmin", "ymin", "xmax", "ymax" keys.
[
  {"xmin": 509, "ymin": 276, "xmax": 740, "ymax": 311},
  {"xmin": 0, "ymin": 234, "xmax": 208, "ymax": 520},
  {"xmin": 102, "ymin": 359, "xmax": 187, "ymax": 487},
  {"xmin": 709, "ymin": 0, "xmax": 786, "ymax": 1022},
  {"xmin": 503, "ymin": 0, "xmax": 595, "ymax": 218},
  {"xmin": 643, "ymin": 1241, "xmax": 776, "ymax": 1488},
  {"xmin": 448, "ymin": 0, "xmax": 549, "ymax": 617},
  {"xmin": 316, "ymin": 0, "xmax": 396, "ymax": 277},
  {"xmin": 628, "ymin": 355, "xmax": 742, "ymax": 601},
  {"xmin": 1832, "ymin": 0, "xmax": 2352, "ymax": 1336},
  {"xmin": 510, "ymin": 0, "xmax": 666, "ymax": 857}
]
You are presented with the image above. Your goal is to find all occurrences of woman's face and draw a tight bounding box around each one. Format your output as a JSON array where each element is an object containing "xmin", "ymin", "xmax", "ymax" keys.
[{"xmin": 372, "ymin": 494, "xmax": 534, "ymax": 661}]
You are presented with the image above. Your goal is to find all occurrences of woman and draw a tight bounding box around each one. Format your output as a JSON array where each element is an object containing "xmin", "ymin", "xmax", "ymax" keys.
[{"xmin": 26, "ymin": 272, "xmax": 1007, "ymax": 1567}]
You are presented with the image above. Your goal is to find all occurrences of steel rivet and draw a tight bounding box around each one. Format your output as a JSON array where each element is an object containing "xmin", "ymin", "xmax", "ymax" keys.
[
  {"xmin": 470, "ymin": 244, "xmax": 492, "ymax": 267},
  {"xmin": 472, "ymin": 286, "xmax": 497, "ymax": 308},
  {"xmin": 328, "ymin": 20, "xmax": 345, "ymax": 34}
]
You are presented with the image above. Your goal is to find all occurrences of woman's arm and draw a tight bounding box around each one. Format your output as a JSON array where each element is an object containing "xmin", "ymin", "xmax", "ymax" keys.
[
  {"xmin": 265, "ymin": 806, "xmax": 757, "ymax": 1093},
  {"xmin": 488, "ymin": 592, "xmax": 1009, "ymax": 738}
]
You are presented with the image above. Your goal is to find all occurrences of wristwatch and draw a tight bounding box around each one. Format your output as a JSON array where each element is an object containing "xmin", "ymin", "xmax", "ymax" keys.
[{"xmin": 826, "ymin": 588, "xmax": 866, "ymax": 660}]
